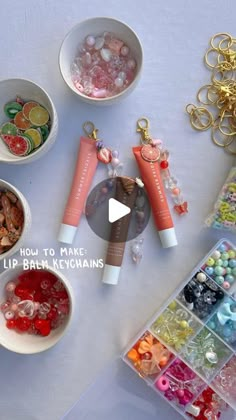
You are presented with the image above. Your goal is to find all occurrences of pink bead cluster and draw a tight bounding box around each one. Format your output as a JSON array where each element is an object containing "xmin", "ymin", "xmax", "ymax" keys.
[
  {"xmin": 212, "ymin": 355, "xmax": 236, "ymax": 404},
  {"xmin": 71, "ymin": 32, "xmax": 137, "ymax": 98},
  {"xmin": 0, "ymin": 270, "xmax": 70, "ymax": 336},
  {"xmin": 155, "ymin": 359, "xmax": 204, "ymax": 406}
]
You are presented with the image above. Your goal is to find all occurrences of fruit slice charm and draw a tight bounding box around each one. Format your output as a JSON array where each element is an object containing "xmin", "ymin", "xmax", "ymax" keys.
[
  {"xmin": 23, "ymin": 102, "xmax": 38, "ymax": 120},
  {"xmin": 14, "ymin": 111, "xmax": 31, "ymax": 130},
  {"xmin": 141, "ymin": 144, "xmax": 160, "ymax": 162},
  {"xmin": 29, "ymin": 106, "xmax": 49, "ymax": 126},
  {"xmin": 0, "ymin": 122, "xmax": 17, "ymax": 136},
  {"xmin": 97, "ymin": 147, "xmax": 112, "ymax": 164},
  {"xmin": 8, "ymin": 136, "xmax": 30, "ymax": 156},
  {"xmin": 4, "ymin": 102, "xmax": 22, "ymax": 119},
  {"xmin": 24, "ymin": 128, "xmax": 42, "ymax": 148}
]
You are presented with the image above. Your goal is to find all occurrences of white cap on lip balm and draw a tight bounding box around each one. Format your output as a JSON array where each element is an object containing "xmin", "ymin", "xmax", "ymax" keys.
[
  {"xmin": 159, "ymin": 227, "xmax": 178, "ymax": 248},
  {"xmin": 102, "ymin": 264, "xmax": 121, "ymax": 285},
  {"xmin": 58, "ymin": 223, "xmax": 77, "ymax": 244}
]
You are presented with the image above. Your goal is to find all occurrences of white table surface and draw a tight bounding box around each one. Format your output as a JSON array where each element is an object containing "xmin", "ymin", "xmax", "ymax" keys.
[{"xmin": 0, "ymin": 1, "xmax": 236, "ymax": 419}]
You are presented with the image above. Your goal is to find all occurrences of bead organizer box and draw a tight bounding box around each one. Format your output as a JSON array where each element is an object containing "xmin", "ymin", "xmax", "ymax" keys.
[{"xmin": 122, "ymin": 239, "xmax": 236, "ymax": 419}]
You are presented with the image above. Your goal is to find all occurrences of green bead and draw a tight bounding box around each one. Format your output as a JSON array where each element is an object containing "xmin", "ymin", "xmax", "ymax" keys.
[
  {"xmin": 221, "ymin": 252, "xmax": 229, "ymax": 260},
  {"xmin": 215, "ymin": 275, "xmax": 224, "ymax": 285},
  {"xmin": 226, "ymin": 267, "xmax": 232, "ymax": 274},
  {"xmin": 214, "ymin": 266, "xmax": 224, "ymax": 276},
  {"xmin": 215, "ymin": 259, "xmax": 223, "ymax": 266},
  {"xmin": 232, "ymin": 267, "xmax": 236, "ymax": 276}
]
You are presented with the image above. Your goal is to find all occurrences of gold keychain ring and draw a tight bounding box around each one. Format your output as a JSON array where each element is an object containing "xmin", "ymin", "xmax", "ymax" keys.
[
  {"xmin": 186, "ymin": 105, "xmax": 213, "ymax": 131},
  {"xmin": 83, "ymin": 121, "xmax": 98, "ymax": 140}
]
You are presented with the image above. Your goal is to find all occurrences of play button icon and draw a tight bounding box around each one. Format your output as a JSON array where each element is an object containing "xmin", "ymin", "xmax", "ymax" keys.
[
  {"xmin": 85, "ymin": 177, "xmax": 151, "ymax": 242},
  {"xmin": 108, "ymin": 198, "xmax": 131, "ymax": 223}
]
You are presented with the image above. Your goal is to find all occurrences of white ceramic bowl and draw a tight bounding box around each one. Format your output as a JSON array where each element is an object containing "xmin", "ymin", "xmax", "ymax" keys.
[
  {"xmin": 0, "ymin": 179, "xmax": 31, "ymax": 261},
  {"xmin": 0, "ymin": 78, "xmax": 58, "ymax": 164},
  {"xmin": 59, "ymin": 17, "xmax": 143, "ymax": 105},
  {"xmin": 0, "ymin": 265, "xmax": 74, "ymax": 354}
]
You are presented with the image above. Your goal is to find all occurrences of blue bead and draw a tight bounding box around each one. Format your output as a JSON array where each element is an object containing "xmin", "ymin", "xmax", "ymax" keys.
[
  {"xmin": 229, "ymin": 259, "xmax": 236, "ymax": 268},
  {"xmin": 225, "ymin": 274, "xmax": 234, "ymax": 284},
  {"xmin": 223, "ymin": 326, "xmax": 232, "ymax": 337},
  {"xmin": 218, "ymin": 243, "xmax": 227, "ymax": 252},
  {"xmin": 222, "ymin": 260, "xmax": 229, "ymax": 267},
  {"xmin": 205, "ymin": 267, "xmax": 214, "ymax": 276},
  {"xmin": 215, "ymin": 275, "xmax": 224, "ymax": 285},
  {"xmin": 208, "ymin": 320, "xmax": 216, "ymax": 330}
]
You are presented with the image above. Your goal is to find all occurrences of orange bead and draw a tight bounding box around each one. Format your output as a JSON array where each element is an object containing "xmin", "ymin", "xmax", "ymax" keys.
[
  {"xmin": 127, "ymin": 348, "xmax": 140, "ymax": 363},
  {"xmin": 159, "ymin": 356, "xmax": 169, "ymax": 368},
  {"xmin": 172, "ymin": 187, "xmax": 180, "ymax": 196}
]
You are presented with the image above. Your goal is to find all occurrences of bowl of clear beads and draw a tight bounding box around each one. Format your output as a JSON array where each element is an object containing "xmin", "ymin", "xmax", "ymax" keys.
[
  {"xmin": 0, "ymin": 266, "xmax": 74, "ymax": 354},
  {"xmin": 59, "ymin": 17, "xmax": 143, "ymax": 105}
]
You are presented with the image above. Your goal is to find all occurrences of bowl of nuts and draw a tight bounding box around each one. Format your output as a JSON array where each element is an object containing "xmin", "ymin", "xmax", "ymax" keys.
[{"xmin": 0, "ymin": 179, "xmax": 31, "ymax": 260}]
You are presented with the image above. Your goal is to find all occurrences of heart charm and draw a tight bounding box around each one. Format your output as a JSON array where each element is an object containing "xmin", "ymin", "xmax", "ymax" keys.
[
  {"xmin": 141, "ymin": 144, "xmax": 160, "ymax": 162},
  {"xmin": 97, "ymin": 147, "xmax": 112, "ymax": 164}
]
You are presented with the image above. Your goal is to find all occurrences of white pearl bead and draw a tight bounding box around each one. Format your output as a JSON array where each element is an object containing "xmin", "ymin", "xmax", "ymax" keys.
[
  {"xmin": 121, "ymin": 45, "xmax": 129, "ymax": 56},
  {"xmin": 94, "ymin": 37, "xmax": 105, "ymax": 50},
  {"xmin": 118, "ymin": 71, "xmax": 126, "ymax": 80},
  {"xmin": 4, "ymin": 310, "xmax": 14, "ymax": 320},
  {"xmin": 115, "ymin": 77, "xmax": 123, "ymax": 88},
  {"xmin": 196, "ymin": 272, "xmax": 207, "ymax": 283},
  {"xmin": 211, "ymin": 250, "xmax": 221, "ymax": 260},
  {"xmin": 86, "ymin": 35, "xmax": 95, "ymax": 47},
  {"xmin": 100, "ymin": 48, "xmax": 112, "ymax": 62},
  {"xmin": 127, "ymin": 58, "xmax": 136, "ymax": 70}
]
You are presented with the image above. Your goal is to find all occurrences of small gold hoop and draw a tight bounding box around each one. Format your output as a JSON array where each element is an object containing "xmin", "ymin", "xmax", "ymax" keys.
[
  {"xmin": 224, "ymin": 138, "xmax": 236, "ymax": 154},
  {"xmin": 211, "ymin": 122, "xmax": 234, "ymax": 147},
  {"xmin": 186, "ymin": 105, "xmax": 213, "ymax": 131},
  {"xmin": 197, "ymin": 85, "xmax": 216, "ymax": 105},
  {"xmin": 210, "ymin": 33, "xmax": 233, "ymax": 51}
]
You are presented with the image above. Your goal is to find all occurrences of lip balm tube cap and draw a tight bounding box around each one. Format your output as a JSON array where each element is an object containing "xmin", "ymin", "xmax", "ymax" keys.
[
  {"xmin": 102, "ymin": 264, "xmax": 121, "ymax": 285},
  {"xmin": 159, "ymin": 227, "xmax": 178, "ymax": 248},
  {"xmin": 186, "ymin": 405, "xmax": 201, "ymax": 417},
  {"xmin": 58, "ymin": 223, "xmax": 77, "ymax": 244}
]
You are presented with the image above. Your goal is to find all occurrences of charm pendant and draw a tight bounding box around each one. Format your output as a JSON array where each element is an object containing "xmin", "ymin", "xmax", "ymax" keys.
[
  {"xmin": 97, "ymin": 147, "xmax": 112, "ymax": 164},
  {"xmin": 141, "ymin": 144, "xmax": 160, "ymax": 162}
]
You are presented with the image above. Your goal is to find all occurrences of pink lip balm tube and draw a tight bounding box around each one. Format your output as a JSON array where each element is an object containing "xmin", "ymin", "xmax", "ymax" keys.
[{"xmin": 58, "ymin": 137, "xmax": 98, "ymax": 244}]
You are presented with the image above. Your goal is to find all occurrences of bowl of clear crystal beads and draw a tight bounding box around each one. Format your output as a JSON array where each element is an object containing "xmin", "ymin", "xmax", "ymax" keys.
[{"xmin": 59, "ymin": 17, "xmax": 143, "ymax": 105}]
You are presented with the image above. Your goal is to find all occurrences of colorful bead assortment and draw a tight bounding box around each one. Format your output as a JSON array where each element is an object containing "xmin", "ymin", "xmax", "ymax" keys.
[
  {"xmin": 151, "ymin": 300, "xmax": 200, "ymax": 351},
  {"xmin": 71, "ymin": 32, "xmax": 137, "ymax": 98},
  {"xmin": 187, "ymin": 387, "xmax": 228, "ymax": 419},
  {"xmin": 122, "ymin": 240, "xmax": 236, "ymax": 419},
  {"xmin": 212, "ymin": 356, "xmax": 236, "ymax": 407},
  {"xmin": 126, "ymin": 331, "xmax": 173, "ymax": 377},
  {"xmin": 0, "ymin": 190, "xmax": 24, "ymax": 254},
  {"xmin": 0, "ymin": 270, "xmax": 70, "ymax": 336},
  {"xmin": 205, "ymin": 167, "xmax": 236, "ymax": 233},
  {"xmin": 179, "ymin": 271, "xmax": 225, "ymax": 320},
  {"xmin": 181, "ymin": 327, "xmax": 232, "ymax": 380},
  {"xmin": 0, "ymin": 97, "xmax": 50, "ymax": 156},
  {"xmin": 201, "ymin": 241, "xmax": 236, "ymax": 293},
  {"xmin": 155, "ymin": 359, "xmax": 205, "ymax": 408}
]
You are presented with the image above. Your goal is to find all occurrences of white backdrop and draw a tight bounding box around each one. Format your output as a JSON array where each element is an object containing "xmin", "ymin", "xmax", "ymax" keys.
[{"xmin": 0, "ymin": 0, "xmax": 236, "ymax": 419}]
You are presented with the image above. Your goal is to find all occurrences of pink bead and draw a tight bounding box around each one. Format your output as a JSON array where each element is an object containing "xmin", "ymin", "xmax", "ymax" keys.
[
  {"xmin": 10, "ymin": 303, "xmax": 18, "ymax": 312},
  {"xmin": 34, "ymin": 302, "xmax": 40, "ymax": 310},
  {"xmin": 75, "ymin": 82, "xmax": 84, "ymax": 92},
  {"xmin": 121, "ymin": 45, "xmax": 129, "ymax": 56},
  {"xmin": 127, "ymin": 58, "xmax": 136, "ymax": 70},
  {"xmin": 155, "ymin": 375, "xmax": 170, "ymax": 392},
  {"xmin": 92, "ymin": 88, "xmax": 107, "ymax": 98},
  {"xmin": 5, "ymin": 281, "xmax": 16, "ymax": 293},
  {"xmin": 176, "ymin": 389, "xmax": 185, "ymax": 398},
  {"xmin": 223, "ymin": 281, "xmax": 230, "ymax": 289},
  {"xmin": 172, "ymin": 188, "xmax": 180, "ymax": 196},
  {"xmin": 152, "ymin": 139, "xmax": 162, "ymax": 147},
  {"xmin": 179, "ymin": 395, "xmax": 191, "ymax": 405}
]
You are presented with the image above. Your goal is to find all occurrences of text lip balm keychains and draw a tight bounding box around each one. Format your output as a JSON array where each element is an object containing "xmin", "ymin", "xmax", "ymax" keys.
[
  {"xmin": 58, "ymin": 121, "xmax": 112, "ymax": 244},
  {"xmin": 133, "ymin": 117, "xmax": 187, "ymax": 248}
]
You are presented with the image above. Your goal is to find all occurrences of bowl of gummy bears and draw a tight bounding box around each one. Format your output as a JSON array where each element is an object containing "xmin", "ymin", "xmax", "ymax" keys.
[
  {"xmin": 0, "ymin": 266, "xmax": 74, "ymax": 354},
  {"xmin": 59, "ymin": 17, "xmax": 143, "ymax": 104},
  {"xmin": 0, "ymin": 78, "xmax": 58, "ymax": 163}
]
